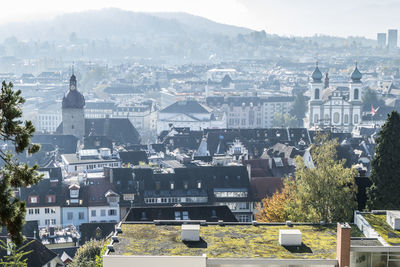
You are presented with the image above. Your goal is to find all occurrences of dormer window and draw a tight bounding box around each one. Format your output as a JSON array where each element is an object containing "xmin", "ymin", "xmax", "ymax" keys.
[
  {"xmin": 183, "ymin": 181, "xmax": 189, "ymax": 190},
  {"xmin": 29, "ymin": 196, "xmax": 38, "ymax": 204},
  {"xmin": 46, "ymin": 195, "xmax": 56, "ymax": 203},
  {"xmin": 197, "ymin": 181, "xmax": 202, "ymax": 189},
  {"xmin": 170, "ymin": 182, "xmax": 175, "ymax": 190},
  {"xmin": 70, "ymin": 189, "xmax": 79, "ymax": 198}
]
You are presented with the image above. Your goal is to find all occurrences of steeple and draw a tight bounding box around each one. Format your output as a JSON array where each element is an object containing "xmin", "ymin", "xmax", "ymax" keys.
[
  {"xmin": 311, "ymin": 61, "xmax": 323, "ymax": 83},
  {"xmin": 324, "ymin": 72, "xmax": 329, "ymax": 89},
  {"xmin": 70, "ymin": 63, "xmax": 77, "ymax": 91},
  {"xmin": 350, "ymin": 61, "xmax": 362, "ymax": 83}
]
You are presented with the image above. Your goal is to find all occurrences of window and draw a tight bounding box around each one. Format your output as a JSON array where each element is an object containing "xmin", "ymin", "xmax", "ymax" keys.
[
  {"xmin": 182, "ymin": 211, "xmax": 189, "ymax": 220},
  {"xmin": 70, "ymin": 189, "xmax": 79, "ymax": 198},
  {"xmin": 51, "ymin": 219, "xmax": 56, "ymax": 225},
  {"xmin": 67, "ymin": 212, "xmax": 73, "ymax": 220},
  {"xmin": 45, "ymin": 208, "xmax": 50, "ymax": 214},
  {"xmin": 354, "ymin": 114, "xmax": 359, "ymax": 124},
  {"xmin": 29, "ymin": 196, "xmax": 38, "ymax": 204},
  {"xmin": 79, "ymin": 212, "xmax": 84, "ymax": 220},
  {"xmin": 71, "ymin": 125, "xmax": 74, "ymax": 129},
  {"xmin": 170, "ymin": 182, "xmax": 174, "ymax": 190},
  {"xmin": 344, "ymin": 114, "xmax": 349, "ymax": 124},
  {"xmin": 46, "ymin": 195, "xmax": 55, "ymax": 203},
  {"xmin": 175, "ymin": 211, "xmax": 181, "ymax": 220},
  {"xmin": 108, "ymin": 209, "xmax": 116, "ymax": 216},
  {"xmin": 45, "ymin": 219, "xmax": 50, "ymax": 225},
  {"xmin": 28, "ymin": 209, "xmax": 33, "ymax": 215},
  {"xmin": 197, "ymin": 181, "xmax": 202, "ymax": 189},
  {"xmin": 354, "ymin": 88, "xmax": 359, "ymax": 100},
  {"xmin": 183, "ymin": 181, "xmax": 188, "ymax": 190},
  {"xmin": 101, "ymin": 210, "xmax": 106, "ymax": 216},
  {"xmin": 314, "ymin": 114, "xmax": 319, "ymax": 124},
  {"xmin": 35, "ymin": 209, "xmax": 40, "ymax": 214},
  {"xmin": 333, "ymin": 112, "xmax": 340, "ymax": 124},
  {"xmin": 91, "ymin": 210, "xmax": 96, "ymax": 217},
  {"xmin": 237, "ymin": 214, "xmax": 251, "ymax": 222},
  {"xmin": 314, "ymin": 88, "xmax": 320, "ymax": 100}
]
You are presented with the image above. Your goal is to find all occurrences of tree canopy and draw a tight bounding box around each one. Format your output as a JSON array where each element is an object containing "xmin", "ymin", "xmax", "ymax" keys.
[
  {"xmin": 273, "ymin": 112, "xmax": 297, "ymax": 128},
  {"xmin": 0, "ymin": 81, "xmax": 42, "ymax": 245},
  {"xmin": 286, "ymin": 133, "xmax": 358, "ymax": 223},
  {"xmin": 256, "ymin": 185, "xmax": 290, "ymax": 222},
  {"xmin": 290, "ymin": 92, "xmax": 307, "ymax": 121},
  {"xmin": 362, "ymin": 87, "xmax": 385, "ymax": 112},
  {"xmin": 367, "ymin": 111, "xmax": 400, "ymax": 209}
]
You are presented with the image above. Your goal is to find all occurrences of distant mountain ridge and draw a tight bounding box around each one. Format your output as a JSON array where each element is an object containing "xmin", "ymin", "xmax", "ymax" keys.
[{"xmin": 0, "ymin": 8, "xmax": 253, "ymax": 42}]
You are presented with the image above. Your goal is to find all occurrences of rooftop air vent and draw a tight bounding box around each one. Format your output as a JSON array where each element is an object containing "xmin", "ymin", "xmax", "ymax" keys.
[
  {"xmin": 181, "ymin": 224, "xmax": 200, "ymax": 242},
  {"xmin": 386, "ymin": 211, "xmax": 400, "ymax": 230},
  {"xmin": 279, "ymin": 229, "xmax": 302, "ymax": 246}
]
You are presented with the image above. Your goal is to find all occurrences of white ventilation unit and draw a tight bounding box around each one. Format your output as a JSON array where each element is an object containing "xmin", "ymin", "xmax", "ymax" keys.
[
  {"xmin": 181, "ymin": 224, "xmax": 200, "ymax": 242},
  {"xmin": 279, "ymin": 229, "xmax": 302, "ymax": 246},
  {"xmin": 387, "ymin": 211, "xmax": 400, "ymax": 230}
]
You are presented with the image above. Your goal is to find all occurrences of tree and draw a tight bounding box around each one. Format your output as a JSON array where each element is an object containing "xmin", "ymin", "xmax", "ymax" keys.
[
  {"xmin": 362, "ymin": 87, "xmax": 384, "ymax": 112},
  {"xmin": 69, "ymin": 239, "xmax": 106, "ymax": 267},
  {"xmin": 273, "ymin": 112, "xmax": 297, "ymax": 128},
  {"xmin": 286, "ymin": 133, "xmax": 358, "ymax": 223},
  {"xmin": 0, "ymin": 81, "xmax": 42, "ymax": 245},
  {"xmin": 256, "ymin": 185, "xmax": 291, "ymax": 222},
  {"xmin": 290, "ymin": 92, "xmax": 307, "ymax": 121},
  {"xmin": 367, "ymin": 111, "xmax": 400, "ymax": 209},
  {"xmin": 0, "ymin": 239, "xmax": 34, "ymax": 266}
]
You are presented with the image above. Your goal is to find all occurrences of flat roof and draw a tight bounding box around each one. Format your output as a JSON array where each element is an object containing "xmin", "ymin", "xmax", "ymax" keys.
[
  {"xmin": 363, "ymin": 214, "xmax": 400, "ymax": 246},
  {"xmin": 61, "ymin": 154, "xmax": 118, "ymax": 165},
  {"xmin": 110, "ymin": 223, "xmax": 340, "ymax": 259}
]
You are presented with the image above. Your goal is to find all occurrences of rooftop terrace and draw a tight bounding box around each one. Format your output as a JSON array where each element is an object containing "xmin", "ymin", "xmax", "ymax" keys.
[{"xmin": 109, "ymin": 223, "xmax": 362, "ymax": 259}]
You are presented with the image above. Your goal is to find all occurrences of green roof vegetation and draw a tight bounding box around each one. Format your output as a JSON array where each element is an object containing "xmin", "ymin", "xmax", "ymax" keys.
[
  {"xmin": 111, "ymin": 224, "xmax": 341, "ymax": 259},
  {"xmin": 363, "ymin": 214, "xmax": 400, "ymax": 246}
]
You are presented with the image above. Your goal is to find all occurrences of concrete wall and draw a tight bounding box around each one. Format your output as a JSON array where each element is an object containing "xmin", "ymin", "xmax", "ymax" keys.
[{"xmin": 103, "ymin": 255, "xmax": 206, "ymax": 267}]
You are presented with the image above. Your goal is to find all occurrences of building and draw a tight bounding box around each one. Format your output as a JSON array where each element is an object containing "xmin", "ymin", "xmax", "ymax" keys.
[
  {"xmin": 103, "ymin": 221, "xmax": 355, "ymax": 267},
  {"xmin": 308, "ymin": 63, "xmax": 363, "ymax": 132},
  {"xmin": 388, "ymin": 29, "xmax": 398, "ymax": 50},
  {"xmin": 37, "ymin": 110, "xmax": 62, "ymax": 133},
  {"xmin": 61, "ymin": 149, "xmax": 121, "ymax": 174},
  {"xmin": 207, "ymin": 95, "xmax": 294, "ymax": 129},
  {"xmin": 62, "ymin": 69, "xmax": 85, "ymax": 140},
  {"xmin": 61, "ymin": 182, "xmax": 88, "ymax": 227},
  {"xmin": 377, "ymin": 33, "xmax": 387, "ymax": 48},
  {"xmin": 20, "ymin": 168, "xmax": 63, "ymax": 228},
  {"xmin": 157, "ymin": 100, "xmax": 226, "ymax": 134},
  {"xmin": 87, "ymin": 177, "xmax": 120, "ymax": 223}
]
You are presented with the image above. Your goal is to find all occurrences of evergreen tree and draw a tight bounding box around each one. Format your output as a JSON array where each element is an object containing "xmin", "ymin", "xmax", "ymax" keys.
[
  {"xmin": 290, "ymin": 92, "xmax": 307, "ymax": 121},
  {"xmin": 0, "ymin": 81, "xmax": 42, "ymax": 245},
  {"xmin": 367, "ymin": 111, "xmax": 400, "ymax": 209}
]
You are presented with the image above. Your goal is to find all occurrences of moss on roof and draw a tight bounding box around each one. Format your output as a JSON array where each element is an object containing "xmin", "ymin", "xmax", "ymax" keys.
[
  {"xmin": 112, "ymin": 224, "xmax": 339, "ymax": 259},
  {"xmin": 363, "ymin": 214, "xmax": 400, "ymax": 246}
]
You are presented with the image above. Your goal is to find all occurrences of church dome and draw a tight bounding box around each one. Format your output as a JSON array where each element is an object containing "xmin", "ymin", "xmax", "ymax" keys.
[
  {"xmin": 351, "ymin": 64, "xmax": 362, "ymax": 83},
  {"xmin": 311, "ymin": 62, "xmax": 323, "ymax": 82},
  {"xmin": 62, "ymin": 90, "xmax": 85, "ymax": 108}
]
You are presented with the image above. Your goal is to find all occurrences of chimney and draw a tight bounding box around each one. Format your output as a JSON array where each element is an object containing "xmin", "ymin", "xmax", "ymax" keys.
[{"xmin": 337, "ymin": 223, "xmax": 351, "ymax": 267}]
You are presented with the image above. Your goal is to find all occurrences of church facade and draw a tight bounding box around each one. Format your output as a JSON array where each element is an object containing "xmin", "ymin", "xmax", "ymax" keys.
[{"xmin": 308, "ymin": 63, "xmax": 363, "ymax": 133}]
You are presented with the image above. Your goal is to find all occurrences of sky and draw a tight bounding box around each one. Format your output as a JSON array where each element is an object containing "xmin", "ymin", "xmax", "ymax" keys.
[{"xmin": 1, "ymin": 0, "xmax": 399, "ymax": 38}]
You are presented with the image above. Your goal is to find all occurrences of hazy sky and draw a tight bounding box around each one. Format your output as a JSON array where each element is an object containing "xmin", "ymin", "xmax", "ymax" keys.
[{"xmin": 2, "ymin": 0, "xmax": 399, "ymax": 38}]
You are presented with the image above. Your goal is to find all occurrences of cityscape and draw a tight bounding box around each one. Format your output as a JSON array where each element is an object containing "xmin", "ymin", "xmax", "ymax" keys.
[{"xmin": 0, "ymin": 1, "xmax": 400, "ymax": 267}]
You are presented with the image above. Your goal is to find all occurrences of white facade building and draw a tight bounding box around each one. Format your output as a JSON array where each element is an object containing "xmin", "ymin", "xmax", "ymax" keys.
[
  {"xmin": 157, "ymin": 100, "xmax": 226, "ymax": 134},
  {"xmin": 308, "ymin": 63, "xmax": 363, "ymax": 133}
]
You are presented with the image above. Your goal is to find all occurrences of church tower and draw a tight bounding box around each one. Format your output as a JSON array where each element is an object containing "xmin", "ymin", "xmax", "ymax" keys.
[
  {"xmin": 62, "ymin": 66, "xmax": 85, "ymax": 140},
  {"xmin": 349, "ymin": 62, "xmax": 362, "ymax": 102},
  {"xmin": 308, "ymin": 62, "xmax": 323, "ymax": 128},
  {"xmin": 310, "ymin": 62, "xmax": 323, "ymax": 101}
]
